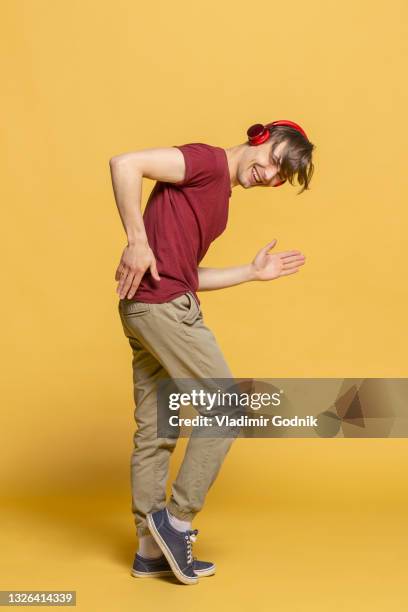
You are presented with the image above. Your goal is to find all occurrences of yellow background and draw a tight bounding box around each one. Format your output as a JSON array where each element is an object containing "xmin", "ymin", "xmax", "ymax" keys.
[{"xmin": 1, "ymin": 0, "xmax": 408, "ymax": 609}]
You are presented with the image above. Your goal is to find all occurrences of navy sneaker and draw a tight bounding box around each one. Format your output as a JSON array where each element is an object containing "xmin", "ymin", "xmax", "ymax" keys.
[
  {"xmin": 131, "ymin": 553, "xmax": 216, "ymax": 578},
  {"xmin": 146, "ymin": 508, "xmax": 201, "ymax": 585}
]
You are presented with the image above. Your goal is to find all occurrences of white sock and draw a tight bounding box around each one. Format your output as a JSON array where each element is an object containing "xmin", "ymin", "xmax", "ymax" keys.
[
  {"xmin": 137, "ymin": 535, "xmax": 163, "ymax": 559},
  {"xmin": 167, "ymin": 509, "xmax": 192, "ymax": 532}
]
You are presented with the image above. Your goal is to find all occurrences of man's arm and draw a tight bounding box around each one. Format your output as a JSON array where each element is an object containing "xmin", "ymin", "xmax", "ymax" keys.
[
  {"xmin": 109, "ymin": 147, "xmax": 187, "ymax": 299},
  {"xmin": 198, "ymin": 264, "xmax": 254, "ymax": 291},
  {"xmin": 198, "ymin": 240, "xmax": 306, "ymax": 291}
]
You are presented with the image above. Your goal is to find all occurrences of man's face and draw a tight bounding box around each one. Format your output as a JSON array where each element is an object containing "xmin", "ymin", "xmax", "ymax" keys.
[{"xmin": 239, "ymin": 139, "xmax": 288, "ymax": 188}]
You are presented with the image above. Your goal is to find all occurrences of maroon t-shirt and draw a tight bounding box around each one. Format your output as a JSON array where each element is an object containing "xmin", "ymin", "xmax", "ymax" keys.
[{"xmin": 133, "ymin": 142, "xmax": 232, "ymax": 305}]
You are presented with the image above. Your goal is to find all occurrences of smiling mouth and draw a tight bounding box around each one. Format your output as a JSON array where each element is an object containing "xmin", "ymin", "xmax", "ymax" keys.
[{"xmin": 252, "ymin": 167, "xmax": 262, "ymax": 184}]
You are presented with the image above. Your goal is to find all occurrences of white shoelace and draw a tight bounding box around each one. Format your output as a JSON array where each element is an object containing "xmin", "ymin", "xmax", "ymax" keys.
[{"xmin": 184, "ymin": 529, "xmax": 199, "ymax": 564}]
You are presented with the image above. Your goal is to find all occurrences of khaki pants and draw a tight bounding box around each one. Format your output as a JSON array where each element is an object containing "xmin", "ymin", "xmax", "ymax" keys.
[{"xmin": 118, "ymin": 292, "xmax": 237, "ymax": 537}]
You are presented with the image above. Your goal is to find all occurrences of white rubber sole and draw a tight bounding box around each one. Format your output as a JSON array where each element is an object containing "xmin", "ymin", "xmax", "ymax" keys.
[
  {"xmin": 146, "ymin": 513, "xmax": 199, "ymax": 585},
  {"xmin": 194, "ymin": 565, "xmax": 216, "ymax": 577},
  {"xmin": 131, "ymin": 568, "xmax": 173, "ymax": 578},
  {"xmin": 131, "ymin": 565, "xmax": 216, "ymax": 579}
]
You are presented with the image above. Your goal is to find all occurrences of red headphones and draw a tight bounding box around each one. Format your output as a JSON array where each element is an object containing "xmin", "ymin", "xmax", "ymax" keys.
[{"xmin": 246, "ymin": 120, "xmax": 308, "ymax": 187}]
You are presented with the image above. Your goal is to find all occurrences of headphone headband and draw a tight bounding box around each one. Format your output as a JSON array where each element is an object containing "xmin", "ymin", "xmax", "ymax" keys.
[{"xmin": 247, "ymin": 120, "xmax": 308, "ymax": 146}]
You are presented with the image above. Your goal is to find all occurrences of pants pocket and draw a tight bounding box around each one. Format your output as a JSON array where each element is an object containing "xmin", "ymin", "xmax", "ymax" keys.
[
  {"xmin": 119, "ymin": 299, "xmax": 150, "ymax": 318},
  {"xmin": 169, "ymin": 292, "xmax": 199, "ymax": 325},
  {"xmin": 118, "ymin": 301, "xmax": 151, "ymax": 340}
]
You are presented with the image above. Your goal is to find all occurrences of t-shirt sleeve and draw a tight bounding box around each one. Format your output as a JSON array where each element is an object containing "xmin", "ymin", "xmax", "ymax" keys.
[{"xmin": 172, "ymin": 143, "xmax": 221, "ymax": 188}]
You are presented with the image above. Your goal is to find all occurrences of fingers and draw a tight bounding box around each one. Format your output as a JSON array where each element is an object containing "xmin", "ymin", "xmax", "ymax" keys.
[
  {"xmin": 125, "ymin": 271, "xmax": 144, "ymax": 299},
  {"xmin": 281, "ymin": 254, "xmax": 306, "ymax": 266},
  {"xmin": 279, "ymin": 257, "xmax": 306, "ymax": 277},
  {"xmin": 279, "ymin": 249, "xmax": 303, "ymax": 258},
  {"xmin": 116, "ymin": 268, "xmax": 131, "ymax": 297},
  {"xmin": 271, "ymin": 253, "xmax": 306, "ymax": 279},
  {"xmin": 115, "ymin": 262, "xmax": 125, "ymax": 281},
  {"xmin": 262, "ymin": 239, "xmax": 277, "ymax": 253},
  {"xmin": 266, "ymin": 238, "xmax": 277, "ymax": 248},
  {"xmin": 282, "ymin": 259, "xmax": 306, "ymax": 271},
  {"xmin": 279, "ymin": 268, "xmax": 300, "ymax": 276},
  {"xmin": 149, "ymin": 259, "xmax": 161, "ymax": 282},
  {"xmin": 255, "ymin": 240, "xmax": 277, "ymax": 259},
  {"xmin": 119, "ymin": 269, "xmax": 142, "ymax": 299}
]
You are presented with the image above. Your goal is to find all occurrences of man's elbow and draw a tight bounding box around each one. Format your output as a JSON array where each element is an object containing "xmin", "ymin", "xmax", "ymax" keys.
[
  {"xmin": 109, "ymin": 154, "xmax": 123, "ymax": 166},
  {"xmin": 109, "ymin": 152, "xmax": 142, "ymax": 169}
]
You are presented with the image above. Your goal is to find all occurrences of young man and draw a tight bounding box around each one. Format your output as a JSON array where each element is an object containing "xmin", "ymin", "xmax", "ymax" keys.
[{"xmin": 109, "ymin": 121, "xmax": 315, "ymax": 585}]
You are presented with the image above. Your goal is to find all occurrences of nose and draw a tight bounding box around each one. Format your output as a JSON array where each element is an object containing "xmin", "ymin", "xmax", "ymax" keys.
[
  {"xmin": 264, "ymin": 167, "xmax": 285, "ymax": 187},
  {"xmin": 264, "ymin": 167, "xmax": 275, "ymax": 183}
]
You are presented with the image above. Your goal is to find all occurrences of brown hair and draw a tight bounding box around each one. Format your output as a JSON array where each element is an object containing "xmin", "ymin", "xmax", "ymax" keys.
[{"xmin": 268, "ymin": 125, "xmax": 315, "ymax": 195}]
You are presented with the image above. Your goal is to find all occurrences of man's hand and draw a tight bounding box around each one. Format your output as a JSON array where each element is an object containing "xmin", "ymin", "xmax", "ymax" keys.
[
  {"xmin": 250, "ymin": 239, "xmax": 306, "ymax": 281},
  {"xmin": 197, "ymin": 239, "xmax": 306, "ymax": 291},
  {"xmin": 115, "ymin": 240, "xmax": 160, "ymax": 299}
]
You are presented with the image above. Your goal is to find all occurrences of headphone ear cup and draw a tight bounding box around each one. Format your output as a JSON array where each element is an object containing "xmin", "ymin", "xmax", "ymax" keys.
[{"xmin": 247, "ymin": 124, "xmax": 270, "ymax": 146}]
